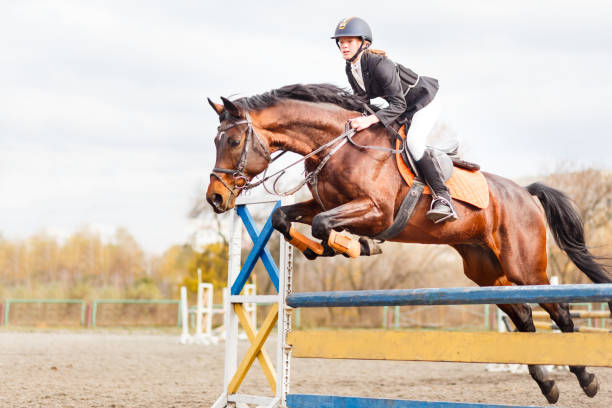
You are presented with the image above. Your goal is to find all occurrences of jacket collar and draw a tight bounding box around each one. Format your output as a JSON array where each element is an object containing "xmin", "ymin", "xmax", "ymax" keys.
[
  {"xmin": 360, "ymin": 52, "xmax": 371, "ymax": 94},
  {"xmin": 345, "ymin": 51, "xmax": 371, "ymax": 96}
]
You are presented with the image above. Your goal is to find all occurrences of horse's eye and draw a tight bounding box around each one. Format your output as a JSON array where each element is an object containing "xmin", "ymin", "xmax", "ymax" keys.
[{"xmin": 229, "ymin": 138, "xmax": 241, "ymax": 148}]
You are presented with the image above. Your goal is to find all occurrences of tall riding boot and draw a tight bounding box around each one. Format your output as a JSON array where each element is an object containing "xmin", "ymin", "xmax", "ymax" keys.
[{"xmin": 416, "ymin": 150, "xmax": 458, "ymax": 223}]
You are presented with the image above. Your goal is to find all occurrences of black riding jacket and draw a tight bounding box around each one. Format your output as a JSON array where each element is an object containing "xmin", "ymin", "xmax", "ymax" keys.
[{"xmin": 345, "ymin": 51, "xmax": 439, "ymax": 126}]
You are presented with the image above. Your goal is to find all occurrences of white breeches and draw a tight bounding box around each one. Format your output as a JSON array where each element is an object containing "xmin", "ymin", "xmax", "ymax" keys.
[{"xmin": 405, "ymin": 92, "xmax": 443, "ymax": 160}]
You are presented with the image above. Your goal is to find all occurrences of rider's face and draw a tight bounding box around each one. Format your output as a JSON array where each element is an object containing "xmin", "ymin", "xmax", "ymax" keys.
[{"xmin": 338, "ymin": 37, "xmax": 362, "ymax": 61}]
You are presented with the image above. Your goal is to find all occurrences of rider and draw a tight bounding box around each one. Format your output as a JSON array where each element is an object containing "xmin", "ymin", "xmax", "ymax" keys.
[{"xmin": 332, "ymin": 17, "xmax": 457, "ymax": 223}]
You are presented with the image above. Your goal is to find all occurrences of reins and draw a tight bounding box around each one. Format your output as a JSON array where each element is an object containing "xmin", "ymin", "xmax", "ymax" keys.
[
  {"xmin": 211, "ymin": 108, "xmax": 408, "ymax": 209},
  {"xmin": 257, "ymin": 123, "xmax": 355, "ymax": 200}
]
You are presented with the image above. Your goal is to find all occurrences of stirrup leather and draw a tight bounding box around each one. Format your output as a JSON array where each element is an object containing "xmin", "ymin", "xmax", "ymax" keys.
[{"xmin": 427, "ymin": 196, "xmax": 458, "ymax": 224}]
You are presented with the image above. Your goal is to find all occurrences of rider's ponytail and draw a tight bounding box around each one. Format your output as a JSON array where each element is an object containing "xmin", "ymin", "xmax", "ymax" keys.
[
  {"xmin": 366, "ymin": 48, "xmax": 386, "ymax": 56},
  {"xmin": 363, "ymin": 41, "xmax": 386, "ymax": 56}
]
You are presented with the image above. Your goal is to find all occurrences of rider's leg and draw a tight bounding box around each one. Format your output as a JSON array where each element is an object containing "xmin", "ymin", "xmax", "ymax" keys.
[
  {"xmin": 406, "ymin": 94, "xmax": 458, "ymax": 223},
  {"xmin": 417, "ymin": 151, "xmax": 458, "ymax": 222}
]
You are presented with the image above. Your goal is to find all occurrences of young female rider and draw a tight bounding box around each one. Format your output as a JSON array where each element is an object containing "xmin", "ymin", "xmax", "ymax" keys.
[{"xmin": 332, "ymin": 17, "xmax": 457, "ymax": 223}]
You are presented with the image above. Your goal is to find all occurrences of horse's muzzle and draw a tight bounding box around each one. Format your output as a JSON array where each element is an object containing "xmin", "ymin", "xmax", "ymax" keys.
[
  {"xmin": 206, "ymin": 177, "xmax": 236, "ymax": 213},
  {"xmin": 207, "ymin": 192, "xmax": 225, "ymax": 213}
]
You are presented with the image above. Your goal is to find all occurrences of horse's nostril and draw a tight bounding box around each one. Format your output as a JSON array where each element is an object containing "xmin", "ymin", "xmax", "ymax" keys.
[{"xmin": 212, "ymin": 193, "xmax": 223, "ymax": 209}]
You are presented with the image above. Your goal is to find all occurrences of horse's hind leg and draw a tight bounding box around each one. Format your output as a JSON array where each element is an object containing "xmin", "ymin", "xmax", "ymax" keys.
[
  {"xmin": 454, "ymin": 244, "xmax": 560, "ymax": 404},
  {"xmin": 497, "ymin": 302, "xmax": 560, "ymax": 404},
  {"xmin": 496, "ymin": 232, "xmax": 599, "ymax": 400},
  {"xmin": 539, "ymin": 302, "xmax": 599, "ymax": 398}
]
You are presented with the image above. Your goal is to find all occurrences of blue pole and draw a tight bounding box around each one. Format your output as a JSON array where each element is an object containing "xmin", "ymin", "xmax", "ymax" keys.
[{"xmin": 287, "ymin": 284, "xmax": 612, "ymax": 308}]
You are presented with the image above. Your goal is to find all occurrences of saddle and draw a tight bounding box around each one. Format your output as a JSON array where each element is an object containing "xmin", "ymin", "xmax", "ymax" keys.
[
  {"xmin": 357, "ymin": 103, "xmax": 489, "ymax": 210},
  {"xmin": 395, "ymin": 125, "xmax": 489, "ymax": 209},
  {"xmin": 373, "ymin": 126, "xmax": 490, "ymax": 241}
]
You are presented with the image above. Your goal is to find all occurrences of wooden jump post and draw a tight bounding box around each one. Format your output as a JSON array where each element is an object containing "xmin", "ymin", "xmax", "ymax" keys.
[{"xmin": 210, "ymin": 196, "xmax": 612, "ymax": 408}]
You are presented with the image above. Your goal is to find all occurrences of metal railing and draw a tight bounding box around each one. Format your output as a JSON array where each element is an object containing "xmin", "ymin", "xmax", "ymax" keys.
[
  {"xmin": 1, "ymin": 299, "xmax": 181, "ymax": 327},
  {"xmin": 90, "ymin": 299, "xmax": 181, "ymax": 328},
  {"xmin": 3, "ymin": 299, "xmax": 86, "ymax": 326}
]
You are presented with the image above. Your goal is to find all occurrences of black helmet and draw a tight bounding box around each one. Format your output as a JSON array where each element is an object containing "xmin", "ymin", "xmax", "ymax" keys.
[{"xmin": 331, "ymin": 17, "xmax": 373, "ymax": 43}]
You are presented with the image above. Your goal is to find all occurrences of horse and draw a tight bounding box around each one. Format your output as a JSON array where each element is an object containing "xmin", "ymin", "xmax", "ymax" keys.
[{"xmin": 205, "ymin": 83, "xmax": 611, "ymax": 404}]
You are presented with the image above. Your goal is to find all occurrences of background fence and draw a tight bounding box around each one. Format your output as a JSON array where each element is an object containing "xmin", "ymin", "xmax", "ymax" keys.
[{"xmin": 1, "ymin": 299, "xmax": 180, "ymax": 328}]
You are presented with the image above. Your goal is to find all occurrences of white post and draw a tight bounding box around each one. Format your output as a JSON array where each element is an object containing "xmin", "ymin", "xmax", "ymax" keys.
[
  {"xmin": 215, "ymin": 287, "xmax": 229, "ymax": 341},
  {"xmin": 224, "ymin": 206, "xmax": 242, "ymax": 394},
  {"xmin": 195, "ymin": 274, "xmax": 204, "ymax": 340},
  {"xmin": 276, "ymin": 196, "xmax": 294, "ymax": 407},
  {"xmin": 194, "ymin": 282, "xmax": 217, "ymax": 345},
  {"xmin": 179, "ymin": 286, "xmax": 192, "ymax": 344},
  {"xmin": 497, "ymin": 308, "xmax": 506, "ymax": 332},
  {"xmin": 204, "ymin": 283, "xmax": 214, "ymax": 338},
  {"xmin": 244, "ymin": 283, "xmax": 257, "ymax": 329}
]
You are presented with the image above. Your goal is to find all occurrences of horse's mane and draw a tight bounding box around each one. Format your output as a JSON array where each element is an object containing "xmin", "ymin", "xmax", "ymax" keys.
[{"xmin": 233, "ymin": 83, "xmax": 378, "ymax": 113}]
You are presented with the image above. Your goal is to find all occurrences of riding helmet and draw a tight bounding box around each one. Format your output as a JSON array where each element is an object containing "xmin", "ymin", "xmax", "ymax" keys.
[{"xmin": 331, "ymin": 17, "xmax": 373, "ymax": 43}]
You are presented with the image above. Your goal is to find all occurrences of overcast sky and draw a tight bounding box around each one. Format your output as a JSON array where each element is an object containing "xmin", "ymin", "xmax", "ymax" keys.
[{"xmin": 1, "ymin": 1, "xmax": 611, "ymax": 254}]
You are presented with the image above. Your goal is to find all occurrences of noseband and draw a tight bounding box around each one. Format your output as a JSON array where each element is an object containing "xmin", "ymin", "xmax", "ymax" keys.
[{"xmin": 211, "ymin": 110, "xmax": 271, "ymax": 199}]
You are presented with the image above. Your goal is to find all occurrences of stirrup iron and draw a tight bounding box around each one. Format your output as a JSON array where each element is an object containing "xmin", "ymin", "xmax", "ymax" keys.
[{"xmin": 427, "ymin": 196, "xmax": 458, "ymax": 224}]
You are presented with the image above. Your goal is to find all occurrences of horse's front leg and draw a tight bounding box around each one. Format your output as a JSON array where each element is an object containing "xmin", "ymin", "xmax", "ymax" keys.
[
  {"xmin": 311, "ymin": 198, "xmax": 385, "ymax": 258},
  {"xmin": 271, "ymin": 199, "xmax": 322, "ymax": 238},
  {"xmin": 272, "ymin": 199, "xmax": 336, "ymax": 259}
]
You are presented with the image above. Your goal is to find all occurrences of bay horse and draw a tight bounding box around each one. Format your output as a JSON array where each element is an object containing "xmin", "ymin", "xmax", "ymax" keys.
[{"xmin": 205, "ymin": 83, "xmax": 611, "ymax": 404}]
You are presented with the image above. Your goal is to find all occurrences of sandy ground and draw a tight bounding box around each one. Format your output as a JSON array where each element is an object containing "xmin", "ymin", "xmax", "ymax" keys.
[{"xmin": 0, "ymin": 330, "xmax": 611, "ymax": 408}]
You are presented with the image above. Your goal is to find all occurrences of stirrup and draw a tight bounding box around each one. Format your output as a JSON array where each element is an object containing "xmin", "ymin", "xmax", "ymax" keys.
[{"xmin": 426, "ymin": 196, "xmax": 458, "ymax": 224}]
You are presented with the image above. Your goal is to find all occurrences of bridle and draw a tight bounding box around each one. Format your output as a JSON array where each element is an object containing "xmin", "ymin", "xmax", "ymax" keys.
[{"xmin": 210, "ymin": 110, "xmax": 272, "ymax": 201}]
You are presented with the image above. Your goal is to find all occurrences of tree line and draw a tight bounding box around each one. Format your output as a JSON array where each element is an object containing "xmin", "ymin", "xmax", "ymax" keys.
[{"xmin": 0, "ymin": 227, "xmax": 228, "ymax": 301}]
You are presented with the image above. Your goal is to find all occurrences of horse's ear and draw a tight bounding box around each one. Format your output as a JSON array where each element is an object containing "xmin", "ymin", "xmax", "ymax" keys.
[
  {"xmin": 220, "ymin": 96, "xmax": 242, "ymax": 118},
  {"xmin": 207, "ymin": 97, "xmax": 224, "ymax": 116}
]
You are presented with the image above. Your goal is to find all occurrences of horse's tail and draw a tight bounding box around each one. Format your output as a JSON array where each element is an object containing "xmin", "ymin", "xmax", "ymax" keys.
[{"xmin": 527, "ymin": 182, "xmax": 612, "ymax": 290}]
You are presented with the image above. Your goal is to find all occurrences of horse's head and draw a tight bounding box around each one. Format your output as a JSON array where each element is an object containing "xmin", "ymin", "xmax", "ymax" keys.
[{"xmin": 206, "ymin": 97, "xmax": 271, "ymax": 213}]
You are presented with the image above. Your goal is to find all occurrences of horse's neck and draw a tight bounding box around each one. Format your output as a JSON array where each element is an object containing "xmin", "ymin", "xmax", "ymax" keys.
[{"xmin": 257, "ymin": 103, "xmax": 351, "ymax": 157}]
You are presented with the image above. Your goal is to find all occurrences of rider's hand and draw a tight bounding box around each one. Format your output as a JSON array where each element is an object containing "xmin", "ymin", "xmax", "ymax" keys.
[{"xmin": 349, "ymin": 114, "xmax": 380, "ymax": 131}]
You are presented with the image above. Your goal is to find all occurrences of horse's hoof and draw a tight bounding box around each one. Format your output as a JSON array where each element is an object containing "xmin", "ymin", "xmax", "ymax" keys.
[
  {"xmin": 582, "ymin": 375, "xmax": 599, "ymax": 398},
  {"xmin": 544, "ymin": 383, "xmax": 559, "ymax": 404},
  {"xmin": 303, "ymin": 249, "xmax": 318, "ymax": 260},
  {"xmin": 358, "ymin": 237, "xmax": 382, "ymax": 256}
]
